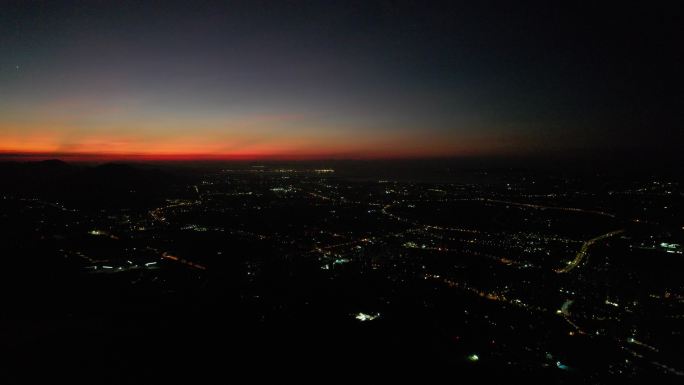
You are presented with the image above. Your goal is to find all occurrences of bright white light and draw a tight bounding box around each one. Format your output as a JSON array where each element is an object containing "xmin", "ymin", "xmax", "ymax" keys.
[{"xmin": 355, "ymin": 312, "xmax": 380, "ymax": 322}]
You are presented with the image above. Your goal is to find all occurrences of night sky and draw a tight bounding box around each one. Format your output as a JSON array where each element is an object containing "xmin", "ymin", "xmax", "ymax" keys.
[{"xmin": 1, "ymin": 1, "xmax": 681, "ymax": 160}]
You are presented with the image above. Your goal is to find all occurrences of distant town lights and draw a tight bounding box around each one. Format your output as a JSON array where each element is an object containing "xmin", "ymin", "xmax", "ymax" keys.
[{"xmin": 354, "ymin": 312, "xmax": 380, "ymax": 322}]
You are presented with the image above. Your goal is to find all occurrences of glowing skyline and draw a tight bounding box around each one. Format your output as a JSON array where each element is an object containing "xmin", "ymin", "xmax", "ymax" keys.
[
  {"xmin": 0, "ymin": 94, "xmax": 518, "ymax": 159},
  {"xmin": 1, "ymin": 2, "xmax": 680, "ymax": 160}
]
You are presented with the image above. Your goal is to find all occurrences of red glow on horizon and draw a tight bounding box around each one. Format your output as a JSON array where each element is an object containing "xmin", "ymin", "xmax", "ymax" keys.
[
  {"xmin": 0, "ymin": 133, "xmax": 488, "ymax": 162},
  {"xmin": 0, "ymin": 150, "xmax": 462, "ymax": 163},
  {"xmin": 0, "ymin": 124, "xmax": 511, "ymax": 162}
]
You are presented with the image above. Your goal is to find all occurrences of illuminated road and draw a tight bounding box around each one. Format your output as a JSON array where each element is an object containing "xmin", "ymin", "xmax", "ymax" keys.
[
  {"xmin": 481, "ymin": 198, "xmax": 616, "ymax": 218},
  {"xmin": 381, "ymin": 204, "xmax": 480, "ymax": 234},
  {"xmin": 142, "ymin": 247, "xmax": 208, "ymax": 271},
  {"xmin": 380, "ymin": 197, "xmax": 616, "ymax": 235},
  {"xmin": 149, "ymin": 200, "xmax": 198, "ymax": 223},
  {"xmin": 162, "ymin": 252, "xmax": 207, "ymax": 270},
  {"xmin": 426, "ymin": 274, "xmax": 548, "ymax": 313},
  {"xmin": 556, "ymin": 229, "xmax": 624, "ymax": 273}
]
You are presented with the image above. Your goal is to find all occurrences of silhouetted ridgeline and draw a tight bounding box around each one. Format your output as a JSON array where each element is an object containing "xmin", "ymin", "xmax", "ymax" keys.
[{"xmin": 0, "ymin": 160, "xmax": 188, "ymax": 209}]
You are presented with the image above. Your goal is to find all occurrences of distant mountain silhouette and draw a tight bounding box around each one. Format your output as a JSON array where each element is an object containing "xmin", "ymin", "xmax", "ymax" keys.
[
  {"xmin": 0, "ymin": 159, "xmax": 79, "ymax": 191},
  {"xmin": 35, "ymin": 159, "xmax": 70, "ymax": 167},
  {"xmin": 0, "ymin": 160, "xmax": 185, "ymax": 209}
]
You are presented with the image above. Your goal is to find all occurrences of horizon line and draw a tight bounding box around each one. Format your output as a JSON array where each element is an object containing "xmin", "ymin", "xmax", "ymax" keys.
[
  {"xmin": 1, "ymin": 149, "xmax": 681, "ymax": 165},
  {"xmin": 0, "ymin": 150, "xmax": 475, "ymax": 163}
]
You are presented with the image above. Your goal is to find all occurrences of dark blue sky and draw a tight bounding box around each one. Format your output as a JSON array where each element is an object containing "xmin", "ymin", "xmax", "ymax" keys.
[{"xmin": 1, "ymin": 1, "xmax": 681, "ymax": 159}]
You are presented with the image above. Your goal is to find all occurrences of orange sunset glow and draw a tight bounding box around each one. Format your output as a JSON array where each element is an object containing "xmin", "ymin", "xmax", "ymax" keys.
[{"xmin": 0, "ymin": 111, "xmax": 515, "ymax": 161}]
